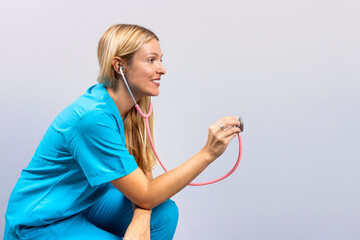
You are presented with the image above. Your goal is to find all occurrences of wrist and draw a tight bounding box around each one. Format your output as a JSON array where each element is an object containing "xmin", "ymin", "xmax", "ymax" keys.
[
  {"xmin": 199, "ymin": 148, "xmax": 215, "ymax": 164},
  {"xmin": 133, "ymin": 206, "xmax": 152, "ymax": 218},
  {"xmin": 132, "ymin": 212, "xmax": 151, "ymax": 224}
]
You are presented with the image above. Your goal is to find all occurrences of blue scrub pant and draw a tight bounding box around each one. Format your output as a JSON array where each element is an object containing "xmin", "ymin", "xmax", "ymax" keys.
[
  {"xmin": 58, "ymin": 185, "xmax": 179, "ymax": 240},
  {"xmin": 5, "ymin": 185, "xmax": 179, "ymax": 240}
]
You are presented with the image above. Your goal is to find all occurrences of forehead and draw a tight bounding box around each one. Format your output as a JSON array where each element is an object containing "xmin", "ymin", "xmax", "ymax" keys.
[{"xmin": 135, "ymin": 39, "xmax": 163, "ymax": 57}]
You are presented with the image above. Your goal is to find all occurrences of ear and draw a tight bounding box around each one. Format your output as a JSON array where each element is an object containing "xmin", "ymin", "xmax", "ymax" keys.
[{"xmin": 112, "ymin": 57, "xmax": 127, "ymax": 74}]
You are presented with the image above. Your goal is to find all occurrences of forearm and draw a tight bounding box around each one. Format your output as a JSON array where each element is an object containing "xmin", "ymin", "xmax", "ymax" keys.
[
  {"xmin": 145, "ymin": 149, "xmax": 212, "ymax": 208},
  {"xmin": 112, "ymin": 149, "xmax": 212, "ymax": 209}
]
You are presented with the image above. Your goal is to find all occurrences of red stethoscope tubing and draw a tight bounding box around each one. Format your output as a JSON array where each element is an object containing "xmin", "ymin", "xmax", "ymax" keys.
[{"xmin": 135, "ymin": 103, "xmax": 242, "ymax": 186}]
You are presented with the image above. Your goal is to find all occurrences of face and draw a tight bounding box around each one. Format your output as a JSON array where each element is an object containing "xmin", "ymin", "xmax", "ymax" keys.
[{"xmin": 123, "ymin": 39, "xmax": 166, "ymax": 100}]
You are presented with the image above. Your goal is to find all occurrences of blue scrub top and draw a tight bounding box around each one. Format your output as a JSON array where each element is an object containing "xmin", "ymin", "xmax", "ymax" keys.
[{"xmin": 5, "ymin": 83, "xmax": 139, "ymax": 239}]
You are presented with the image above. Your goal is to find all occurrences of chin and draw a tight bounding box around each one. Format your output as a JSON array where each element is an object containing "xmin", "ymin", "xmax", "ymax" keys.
[
  {"xmin": 149, "ymin": 90, "xmax": 160, "ymax": 97},
  {"xmin": 138, "ymin": 90, "xmax": 160, "ymax": 99}
]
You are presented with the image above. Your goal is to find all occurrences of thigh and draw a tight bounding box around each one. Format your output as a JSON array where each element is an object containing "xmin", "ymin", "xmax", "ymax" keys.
[
  {"xmin": 57, "ymin": 213, "xmax": 121, "ymax": 240},
  {"xmin": 85, "ymin": 184, "xmax": 179, "ymax": 239},
  {"xmin": 85, "ymin": 184, "xmax": 134, "ymax": 237}
]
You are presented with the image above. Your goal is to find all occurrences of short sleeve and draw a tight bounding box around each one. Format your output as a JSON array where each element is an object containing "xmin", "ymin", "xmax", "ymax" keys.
[{"xmin": 68, "ymin": 110, "xmax": 138, "ymax": 187}]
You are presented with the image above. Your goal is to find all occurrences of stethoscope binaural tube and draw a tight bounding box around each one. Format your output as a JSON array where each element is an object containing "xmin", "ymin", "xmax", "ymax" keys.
[{"xmin": 119, "ymin": 67, "xmax": 244, "ymax": 186}]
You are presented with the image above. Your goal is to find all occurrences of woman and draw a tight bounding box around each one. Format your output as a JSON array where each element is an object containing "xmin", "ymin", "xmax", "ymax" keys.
[{"xmin": 4, "ymin": 24, "xmax": 241, "ymax": 240}]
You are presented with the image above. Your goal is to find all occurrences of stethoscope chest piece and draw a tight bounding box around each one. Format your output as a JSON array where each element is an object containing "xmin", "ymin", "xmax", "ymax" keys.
[{"xmin": 238, "ymin": 117, "xmax": 244, "ymax": 132}]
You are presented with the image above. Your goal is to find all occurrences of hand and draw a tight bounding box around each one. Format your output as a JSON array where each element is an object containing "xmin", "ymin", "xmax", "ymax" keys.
[
  {"xmin": 123, "ymin": 208, "xmax": 151, "ymax": 240},
  {"xmin": 202, "ymin": 116, "xmax": 241, "ymax": 161}
]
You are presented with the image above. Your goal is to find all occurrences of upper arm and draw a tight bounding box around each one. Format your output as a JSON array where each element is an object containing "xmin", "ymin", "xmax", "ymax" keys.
[
  {"xmin": 68, "ymin": 110, "xmax": 138, "ymax": 186},
  {"xmin": 111, "ymin": 168, "xmax": 153, "ymax": 209}
]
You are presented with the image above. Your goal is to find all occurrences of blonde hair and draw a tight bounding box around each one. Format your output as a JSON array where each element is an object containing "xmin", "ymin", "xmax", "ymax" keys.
[{"xmin": 97, "ymin": 24, "xmax": 158, "ymax": 172}]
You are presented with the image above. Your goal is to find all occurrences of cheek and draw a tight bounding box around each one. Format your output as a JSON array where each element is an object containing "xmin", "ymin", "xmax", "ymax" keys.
[
  {"xmin": 128, "ymin": 63, "xmax": 154, "ymax": 85},
  {"xmin": 137, "ymin": 68, "xmax": 154, "ymax": 84},
  {"xmin": 143, "ymin": 66, "xmax": 154, "ymax": 77}
]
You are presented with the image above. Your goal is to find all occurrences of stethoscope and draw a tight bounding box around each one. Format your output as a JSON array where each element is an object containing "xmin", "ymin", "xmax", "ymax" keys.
[{"xmin": 119, "ymin": 67, "xmax": 244, "ymax": 186}]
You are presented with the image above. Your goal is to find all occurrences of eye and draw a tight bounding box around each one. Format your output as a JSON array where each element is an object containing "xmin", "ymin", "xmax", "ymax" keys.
[{"xmin": 147, "ymin": 58, "xmax": 154, "ymax": 63}]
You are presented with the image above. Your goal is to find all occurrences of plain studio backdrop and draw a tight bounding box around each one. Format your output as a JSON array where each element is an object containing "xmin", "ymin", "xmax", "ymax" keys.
[{"xmin": 0, "ymin": 0, "xmax": 359, "ymax": 239}]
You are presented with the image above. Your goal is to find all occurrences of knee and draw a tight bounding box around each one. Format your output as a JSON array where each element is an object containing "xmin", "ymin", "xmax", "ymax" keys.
[
  {"xmin": 151, "ymin": 199, "xmax": 179, "ymax": 233},
  {"xmin": 162, "ymin": 199, "xmax": 179, "ymax": 225}
]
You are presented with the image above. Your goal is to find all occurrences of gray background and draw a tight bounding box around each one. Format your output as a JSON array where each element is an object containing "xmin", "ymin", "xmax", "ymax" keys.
[{"xmin": 1, "ymin": 0, "xmax": 359, "ymax": 239}]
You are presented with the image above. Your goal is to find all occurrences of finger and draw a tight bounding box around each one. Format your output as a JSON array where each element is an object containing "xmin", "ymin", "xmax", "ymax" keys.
[
  {"xmin": 219, "ymin": 125, "xmax": 241, "ymax": 139},
  {"xmin": 214, "ymin": 116, "xmax": 241, "ymax": 132},
  {"xmin": 212, "ymin": 116, "xmax": 238, "ymax": 128},
  {"xmin": 224, "ymin": 130, "xmax": 241, "ymax": 145}
]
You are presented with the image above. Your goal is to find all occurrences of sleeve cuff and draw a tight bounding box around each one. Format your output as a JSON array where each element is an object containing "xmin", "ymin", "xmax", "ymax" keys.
[{"xmin": 87, "ymin": 163, "xmax": 138, "ymax": 187}]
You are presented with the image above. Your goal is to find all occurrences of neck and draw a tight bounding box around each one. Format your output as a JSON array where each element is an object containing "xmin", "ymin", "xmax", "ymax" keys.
[{"xmin": 106, "ymin": 82, "xmax": 137, "ymax": 119}]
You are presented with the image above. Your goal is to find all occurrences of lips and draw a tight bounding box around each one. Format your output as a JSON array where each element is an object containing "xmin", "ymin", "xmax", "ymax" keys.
[{"xmin": 150, "ymin": 78, "xmax": 161, "ymax": 86}]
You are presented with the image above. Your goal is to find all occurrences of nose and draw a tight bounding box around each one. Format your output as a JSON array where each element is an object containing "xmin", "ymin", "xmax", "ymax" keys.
[{"xmin": 157, "ymin": 61, "xmax": 166, "ymax": 75}]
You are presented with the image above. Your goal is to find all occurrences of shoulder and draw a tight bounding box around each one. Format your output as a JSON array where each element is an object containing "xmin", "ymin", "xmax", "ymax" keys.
[
  {"xmin": 76, "ymin": 108, "xmax": 120, "ymax": 134},
  {"xmin": 66, "ymin": 107, "xmax": 124, "ymax": 152},
  {"xmin": 55, "ymin": 84, "xmax": 124, "ymax": 138},
  {"xmin": 73, "ymin": 84, "xmax": 122, "ymax": 129}
]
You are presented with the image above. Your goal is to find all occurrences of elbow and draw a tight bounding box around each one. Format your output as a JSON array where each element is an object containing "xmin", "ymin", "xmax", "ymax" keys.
[
  {"xmin": 135, "ymin": 198, "xmax": 158, "ymax": 210},
  {"xmin": 137, "ymin": 202, "xmax": 153, "ymax": 210},
  {"xmin": 132, "ymin": 181, "xmax": 159, "ymax": 209},
  {"xmin": 134, "ymin": 188, "xmax": 158, "ymax": 209}
]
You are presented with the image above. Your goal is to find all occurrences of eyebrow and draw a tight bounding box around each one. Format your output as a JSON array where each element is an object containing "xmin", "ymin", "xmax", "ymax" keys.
[{"xmin": 146, "ymin": 52, "xmax": 163, "ymax": 57}]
